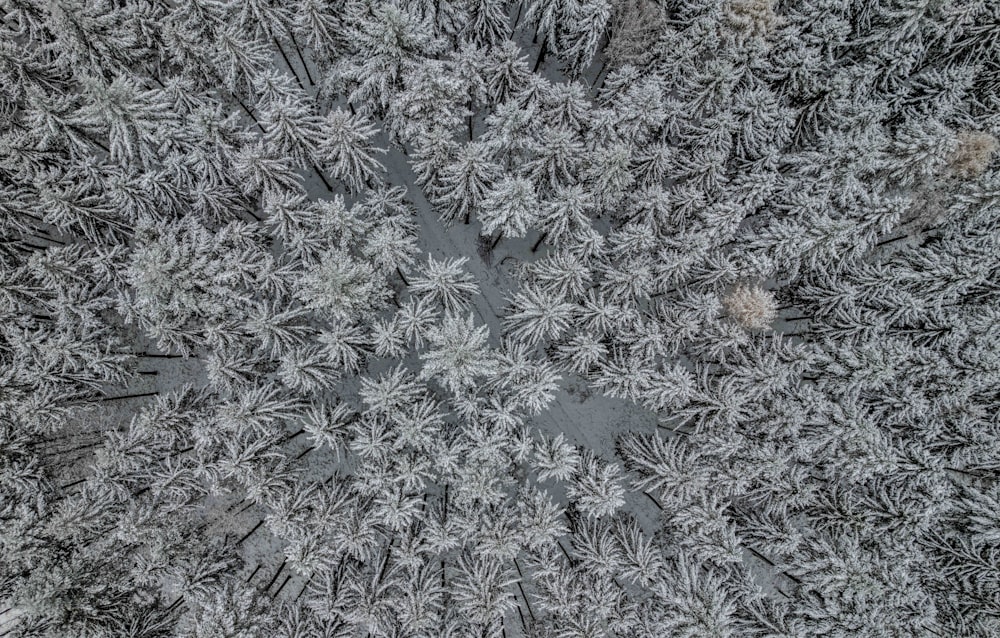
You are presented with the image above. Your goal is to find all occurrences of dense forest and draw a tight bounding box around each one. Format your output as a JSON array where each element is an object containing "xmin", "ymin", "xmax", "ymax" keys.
[{"xmin": 1, "ymin": 0, "xmax": 999, "ymax": 636}]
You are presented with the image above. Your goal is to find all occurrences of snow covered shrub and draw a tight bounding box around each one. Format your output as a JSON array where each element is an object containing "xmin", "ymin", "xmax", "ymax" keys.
[
  {"xmin": 948, "ymin": 130, "xmax": 998, "ymax": 177},
  {"xmin": 725, "ymin": 0, "xmax": 782, "ymax": 39},
  {"xmin": 722, "ymin": 284, "xmax": 777, "ymax": 330}
]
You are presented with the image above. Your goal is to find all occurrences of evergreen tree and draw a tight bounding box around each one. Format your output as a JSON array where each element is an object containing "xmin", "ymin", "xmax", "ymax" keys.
[
  {"xmin": 316, "ymin": 108, "xmax": 385, "ymax": 193},
  {"xmin": 408, "ymin": 255, "xmax": 480, "ymax": 312},
  {"xmin": 419, "ymin": 312, "xmax": 496, "ymax": 396}
]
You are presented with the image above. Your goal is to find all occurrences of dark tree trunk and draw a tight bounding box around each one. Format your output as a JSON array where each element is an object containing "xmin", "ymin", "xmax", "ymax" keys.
[
  {"xmin": 274, "ymin": 38, "xmax": 305, "ymax": 90},
  {"xmin": 101, "ymin": 391, "xmax": 159, "ymax": 402},
  {"xmin": 288, "ymin": 33, "xmax": 315, "ymax": 85},
  {"xmin": 245, "ymin": 564, "xmax": 262, "ymax": 583},
  {"xmin": 263, "ymin": 561, "xmax": 287, "ymax": 591},
  {"xmin": 237, "ymin": 519, "xmax": 265, "ymax": 546},
  {"xmin": 232, "ymin": 94, "xmax": 266, "ymax": 133},
  {"xmin": 311, "ymin": 161, "xmax": 335, "ymax": 192},
  {"xmin": 531, "ymin": 232, "xmax": 547, "ymax": 252},
  {"xmin": 533, "ymin": 36, "xmax": 548, "ymax": 72},
  {"xmin": 272, "ymin": 574, "xmax": 292, "ymax": 598}
]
